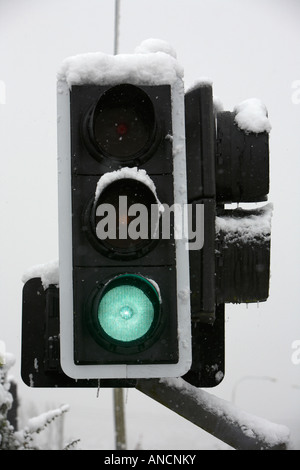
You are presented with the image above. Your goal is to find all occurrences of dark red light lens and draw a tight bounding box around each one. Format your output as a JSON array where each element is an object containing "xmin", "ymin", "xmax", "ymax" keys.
[
  {"xmin": 117, "ymin": 123, "xmax": 128, "ymax": 136},
  {"xmin": 92, "ymin": 85, "xmax": 156, "ymax": 160}
]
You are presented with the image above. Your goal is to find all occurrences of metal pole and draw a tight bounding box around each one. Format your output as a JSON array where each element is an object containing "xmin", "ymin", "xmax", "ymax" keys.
[
  {"xmin": 113, "ymin": 388, "xmax": 127, "ymax": 450},
  {"xmin": 112, "ymin": 1, "xmax": 125, "ymax": 451},
  {"xmin": 136, "ymin": 378, "xmax": 290, "ymax": 450},
  {"xmin": 114, "ymin": 0, "xmax": 121, "ymax": 55}
]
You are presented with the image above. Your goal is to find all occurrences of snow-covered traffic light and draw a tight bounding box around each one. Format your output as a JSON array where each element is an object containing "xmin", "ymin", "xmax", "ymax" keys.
[
  {"xmin": 215, "ymin": 100, "xmax": 271, "ymax": 305},
  {"xmin": 57, "ymin": 46, "xmax": 192, "ymax": 380},
  {"xmin": 21, "ymin": 41, "xmax": 272, "ymax": 390},
  {"xmin": 183, "ymin": 83, "xmax": 271, "ymax": 387}
]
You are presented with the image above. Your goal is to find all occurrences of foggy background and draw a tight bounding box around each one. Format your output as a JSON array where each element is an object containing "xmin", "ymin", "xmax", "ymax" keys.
[{"xmin": 0, "ymin": 0, "xmax": 299, "ymax": 449}]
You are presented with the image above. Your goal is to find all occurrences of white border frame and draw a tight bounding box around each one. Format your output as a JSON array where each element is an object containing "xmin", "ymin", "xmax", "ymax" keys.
[{"xmin": 57, "ymin": 78, "xmax": 191, "ymax": 379}]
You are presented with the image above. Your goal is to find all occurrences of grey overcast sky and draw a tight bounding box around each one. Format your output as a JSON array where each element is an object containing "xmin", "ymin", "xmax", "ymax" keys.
[{"xmin": 0, "ymin": 0, "xmax": 300, "ymax": 449}]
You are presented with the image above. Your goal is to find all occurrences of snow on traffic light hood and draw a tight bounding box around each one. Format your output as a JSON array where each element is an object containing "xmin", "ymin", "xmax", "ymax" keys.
[{"xmin": 57, "ymin": 39, "xmax": 184, "ymax": 88}]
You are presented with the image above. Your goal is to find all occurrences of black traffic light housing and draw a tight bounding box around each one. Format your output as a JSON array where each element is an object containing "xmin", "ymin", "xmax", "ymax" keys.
[{"xmin": 68, "ymin": 85, "xmax": 180, "ymax": 369}]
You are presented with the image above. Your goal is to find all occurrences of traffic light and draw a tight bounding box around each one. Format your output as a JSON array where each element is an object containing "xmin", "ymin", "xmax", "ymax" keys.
[
  {"xmin": 21, "ymin": 47, "xmax": 271, "ymax": 389},
  {"xmin": 215, "ymin": 105, "xmax": 271, "ymax": 305},
  {"xmin": 57, "ymin": 52, "xmax": 192, "ymax": 380},
  {"xmin": 183, "ymin": 83, "xmax": 271, "ymax": 387}
]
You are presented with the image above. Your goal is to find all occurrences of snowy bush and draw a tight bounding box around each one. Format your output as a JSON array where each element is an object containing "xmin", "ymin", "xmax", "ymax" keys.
[{"xmin": 0, "ymin": 342, "xmax": 76, "ymax": 450}]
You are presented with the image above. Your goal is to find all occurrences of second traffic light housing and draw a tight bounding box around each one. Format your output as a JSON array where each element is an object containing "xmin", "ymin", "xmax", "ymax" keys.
[
  {"xmin": 185, "ymin": 83, "xmax": 271, "ymax": 324},
  {"xmin": 183, "ymin": 83, "xmax": 271, "ymax": 387}
]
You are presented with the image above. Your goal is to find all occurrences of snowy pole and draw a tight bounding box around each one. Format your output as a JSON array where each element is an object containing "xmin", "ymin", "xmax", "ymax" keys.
[
  {"xmin": 113, "ymin": 388, "xmax": 127, "ymax": 450},
  {"xmin": 114, "ymin": 0, "xmax": 120, "ymax": 55},
  {"xmin": 112, "ymin": 2, "xmax": 126, "ymax": 451},
  {"xmin": 136, "ymin": 378, "xmax": 290, "ymax": 450}
]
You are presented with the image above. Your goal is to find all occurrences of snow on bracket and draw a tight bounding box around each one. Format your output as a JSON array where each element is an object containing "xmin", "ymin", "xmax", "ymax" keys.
[{"xmin": 215, "ymin": 203, "xmax": 273, "ymax": 246}]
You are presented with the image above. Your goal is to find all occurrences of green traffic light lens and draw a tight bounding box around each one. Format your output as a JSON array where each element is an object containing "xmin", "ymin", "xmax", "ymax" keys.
[
  {"xmin": 92, "ymin": 274, "xmax": 161, "ymax": 349},
  {"xmin": 98, "ymin": 283, "xmax": 154, "ymax": 342}
]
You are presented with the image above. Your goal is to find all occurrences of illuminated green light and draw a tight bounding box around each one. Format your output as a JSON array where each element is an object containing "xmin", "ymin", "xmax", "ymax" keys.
[
  {"xmin": 97, "ymin": 276, "xmax": 158, "ymax": 343},
  {"xmin": 119, "ymin": 305, "xmax": 134, "ymax": 320}
]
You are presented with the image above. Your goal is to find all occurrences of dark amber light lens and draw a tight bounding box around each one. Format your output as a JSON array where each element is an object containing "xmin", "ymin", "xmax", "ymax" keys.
[{"xmin": 93, "ymin": 178, "xmax": 159, "ymax": 256}]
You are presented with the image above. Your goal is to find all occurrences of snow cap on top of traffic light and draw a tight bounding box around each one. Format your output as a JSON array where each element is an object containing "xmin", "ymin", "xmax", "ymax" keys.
[{"xmin": 57, "ymin": 39, "xmax": 183, "ymax": 88}]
